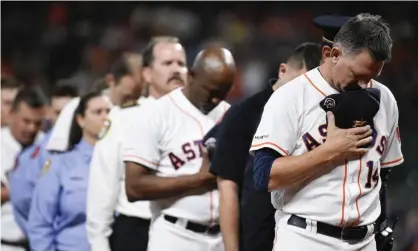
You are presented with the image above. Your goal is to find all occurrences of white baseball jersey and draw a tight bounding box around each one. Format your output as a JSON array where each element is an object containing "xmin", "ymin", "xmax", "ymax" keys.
[
  {"xmin": 86, "ymin": 97, "xmax": 154, "ymax": 251},
  {"xmin": 123, "ymin": 88, "xmax": 229, "ymax": 224},
  {"xmin": 250, "ymin": 68, "xmax": 403, "ymax": 227}
]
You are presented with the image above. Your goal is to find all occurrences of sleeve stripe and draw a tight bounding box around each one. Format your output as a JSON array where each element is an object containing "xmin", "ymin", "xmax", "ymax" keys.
[
  {"xmin": 124, "ymin": 155, "xmax": 158, "ymax": 167},
  {"xmin": 381, "ymin": 156, "xmax": 404, "ymax": 167},
  {"xmin": 250, "ymin": 142, "xmax": 289, "ymax": 156}
]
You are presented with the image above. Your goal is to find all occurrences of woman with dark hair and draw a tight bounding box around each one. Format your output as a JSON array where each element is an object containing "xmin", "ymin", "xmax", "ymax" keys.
[{"xmin": 27, "ymin": 92, "xmax": 111, "ymax": 251}]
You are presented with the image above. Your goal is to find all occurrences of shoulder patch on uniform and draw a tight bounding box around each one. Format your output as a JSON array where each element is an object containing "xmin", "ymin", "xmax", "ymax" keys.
[
  {"xmin": 41, "ymin": 159, "xmax": 51, "ymax": 176},
  {"xmin": 98, "ymin": 119, "xmax": 112, "ymax": 140}
]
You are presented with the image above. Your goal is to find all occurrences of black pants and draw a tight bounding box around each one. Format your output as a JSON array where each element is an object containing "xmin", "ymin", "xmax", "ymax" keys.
[{"xmin": 109, "ymin": 214, "xmax": 151, "ymax": 251}]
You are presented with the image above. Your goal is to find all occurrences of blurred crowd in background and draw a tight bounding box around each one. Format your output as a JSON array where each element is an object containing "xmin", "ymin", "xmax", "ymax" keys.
[{"xmin": 1, "ymin": 2, "xmax": 418, "ymax": 251}]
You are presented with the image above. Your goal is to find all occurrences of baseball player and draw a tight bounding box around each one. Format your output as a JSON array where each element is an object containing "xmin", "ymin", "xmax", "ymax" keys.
[
  {"xmin": 207, "ymin": 42, "xmax": 321, "ymax": 251},
  {"xmin": 86, "ymin": 36, "xmax": 188, "ymax": 251},
  {"xmin": 123, "ymin": 47, "xmax": 235, "ymax": 251},
  {"xmin": 250, "ymin": 13, "xmax": 403, "ymax": 251}
]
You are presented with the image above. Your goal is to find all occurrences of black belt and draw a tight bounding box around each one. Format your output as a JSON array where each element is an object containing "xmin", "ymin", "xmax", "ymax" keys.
[
  {"xmin": 1, "ymin": 239, "xmax": 30, "ymax": 250},
  {"xmin": 287, "ymin": 214, "xmax": 375, "ymax": 241},
  {"xmin": 164, "ymin": 215, "xmax": 220, "ymax": 235}
]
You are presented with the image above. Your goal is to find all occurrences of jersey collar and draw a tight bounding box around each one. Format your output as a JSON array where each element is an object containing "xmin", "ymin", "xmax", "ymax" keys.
[{"xmin": 303, "ymin": 68, "xmax": 339, "ymax": 97}]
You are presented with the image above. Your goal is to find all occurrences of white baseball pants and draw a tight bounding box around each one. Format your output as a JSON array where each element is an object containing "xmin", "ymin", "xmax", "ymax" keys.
[
  {"xmin": 272, "ymin": 212, "xmax": 377, "ymax": 251},
  {"xmin": 147, "ymin": 215, "xmax": 224, "ymax": 251}
]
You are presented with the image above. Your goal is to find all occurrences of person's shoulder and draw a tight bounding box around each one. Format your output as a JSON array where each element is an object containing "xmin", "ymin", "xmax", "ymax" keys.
[
  {"xmin": 268, "ymin": 75, "xmax": 305, "ymax": 104},
  {"xmin": 64, "ymin": 97, "xmax": 81, "ymax": 112},
  {"xmin": 209, "ymin": 100, "xmax": 230, "ymax": 120},
  {"xmin": 18, "ymin": 144, "xmax": 38, "ymax": 161},
  {"xmin": 0, "ymin": 127, "xmax": 8, "ymax": 134},
  {"xmin": 370, "ymin": 79, "xmax": 397, "ymax": 105},
  {"xmin": 220, "ymin": 99, "xmax": 247, "ymax": 123}
]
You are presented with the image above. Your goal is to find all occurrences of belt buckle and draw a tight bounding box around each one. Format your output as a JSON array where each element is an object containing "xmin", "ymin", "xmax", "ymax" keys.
[
  {"xmin": 341, "ymin": 227, "xmax": 365, "ymax": 241},
  {"xmin": 205, "ymin": 222, "xmax": 218, "ymax": 235}
]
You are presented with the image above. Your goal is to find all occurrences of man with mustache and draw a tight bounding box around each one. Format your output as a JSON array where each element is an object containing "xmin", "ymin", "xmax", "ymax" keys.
[
  {"xmin": 123, "ymin": 46, "xmax": 235, "ymax": 251},
  {"xmin": 142, "ymin": 36, "xmax": 188, "ymax": 98},
  {"xmin": 87, "ymin": 36, "xmax": 188, "ymax": 251}
]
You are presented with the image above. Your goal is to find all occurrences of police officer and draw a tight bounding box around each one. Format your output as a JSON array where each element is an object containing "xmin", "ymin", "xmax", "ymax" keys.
[
  {"xmin": 27, "ymin": 92, "xmax": 111, "ymax": 251},
  {"xmin": 208, "ymin": 42, "xmax": 321, "ymax": 251},
  {"xmin": 86, "ymin": 36, "xmax": 188, "ymax": 251},
  {"xmin": 8, "ymin": 84, "xmax": 78, "ymax": 235}
]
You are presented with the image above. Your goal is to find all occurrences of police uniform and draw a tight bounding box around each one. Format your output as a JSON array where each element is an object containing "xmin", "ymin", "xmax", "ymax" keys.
[
  {"xmin": 313, "ymin": 15, "xmax": 350, "ymax": 47},
  {"xmin": 1, "ymin": 127, "xmax": 44, "ymax": 251},
  {"xmin": 208, "ymin": 82, "xmax": 275, "ymax": 251},
  {"xmin": 86, "ymin": 97, "xmax": 154, "ymax": 251},
  {"xmin": 9, "ymin": 131, "xmax": 53, "ymax": 235},
  {"xmin": 27, "ymin": 139, "xmax": 94, "ymax": 251}
]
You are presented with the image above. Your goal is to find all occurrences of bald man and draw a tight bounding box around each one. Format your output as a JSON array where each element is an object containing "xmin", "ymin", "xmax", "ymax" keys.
[{"xmin": 123, "ymin": 47, "xmax": 236, "ymax": 251}]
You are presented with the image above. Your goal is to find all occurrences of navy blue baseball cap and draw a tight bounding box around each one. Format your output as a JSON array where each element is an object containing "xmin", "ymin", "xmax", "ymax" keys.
[{"xmin": 313, "ymin": 15, "xmax": 351, "ymax": 46}]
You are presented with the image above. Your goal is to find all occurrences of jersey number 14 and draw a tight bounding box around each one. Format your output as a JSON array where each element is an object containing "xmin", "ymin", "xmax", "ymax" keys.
[{"xmin": 365, "ymin": 161, "xmax": 379, "ymax": 189}]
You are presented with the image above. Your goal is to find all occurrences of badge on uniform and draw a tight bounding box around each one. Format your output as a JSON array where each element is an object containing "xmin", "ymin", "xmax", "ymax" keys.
[
  {"xmin": 98, "ymin": 119, "xmax": 112, "ymax": 140},
  {"xmin": 41, "ymin": 159, "xmax": 52, "ymax": 176}
]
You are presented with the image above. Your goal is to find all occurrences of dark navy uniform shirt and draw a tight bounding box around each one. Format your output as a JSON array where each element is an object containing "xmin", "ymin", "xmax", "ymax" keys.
[{"xmin": 208, "ymin": 84, "xmax": 275, "ymax": 251}]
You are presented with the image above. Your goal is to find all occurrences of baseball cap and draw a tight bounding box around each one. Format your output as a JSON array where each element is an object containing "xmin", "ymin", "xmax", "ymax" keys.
[
  {"xmin": 313, "ymin": 15, "xmax": 351, "ymax": 46},
  {"xmin": 319, "ymin": 88, "xmax": 381, "ymax": 147}
]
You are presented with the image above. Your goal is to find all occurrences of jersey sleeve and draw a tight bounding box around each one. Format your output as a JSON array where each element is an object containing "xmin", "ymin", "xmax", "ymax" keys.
[
  {"xmin": 87, "ymin": 117, "xmax": 122, "ymax": 251},
  {"xmin": 381, "ymin": 101, "xmax": 404, "ymax": 168},
  {"xmin": 250, "ymin": 86, "xmax": 299, "ymax": 157},
  {"xmin": 122, "ymin": 106, "xmax": 161, "ymax": 170},
  {"xmin": 27, "ymin": 155, "xmax": 61, "ymax": 251}
]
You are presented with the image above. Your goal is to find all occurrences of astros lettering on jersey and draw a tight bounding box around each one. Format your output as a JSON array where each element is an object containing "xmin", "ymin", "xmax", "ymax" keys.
[
  {"xmin": 250, "ymin": 68, "xmax": 403, "ymax": 227},
  {"xmin": 123, "ymin": 88, "xmax": 229, "ymax": 223}
]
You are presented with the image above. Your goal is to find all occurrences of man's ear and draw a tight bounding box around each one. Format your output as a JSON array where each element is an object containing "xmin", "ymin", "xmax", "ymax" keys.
[
  {"xmin": 322, "ymin": 45, "xmax": 332, "ymax": 60},
  {"xmin": 105, "ymin": 74, "xmax": 115, "ymax": 87},
  {"xmin": 142, "ymin": 67, "xmax": 152, "ymax": 84},
  {"xmin": 278, "ymin": 63, "xmax": 287, "ymax": 80},
  {"xmin": 187, "ymin": 69, "xmax": 195, "ymax": 86},
  {"xmin": 330, "ymin": 47, "xmax": 342, "ymax": 64}
]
